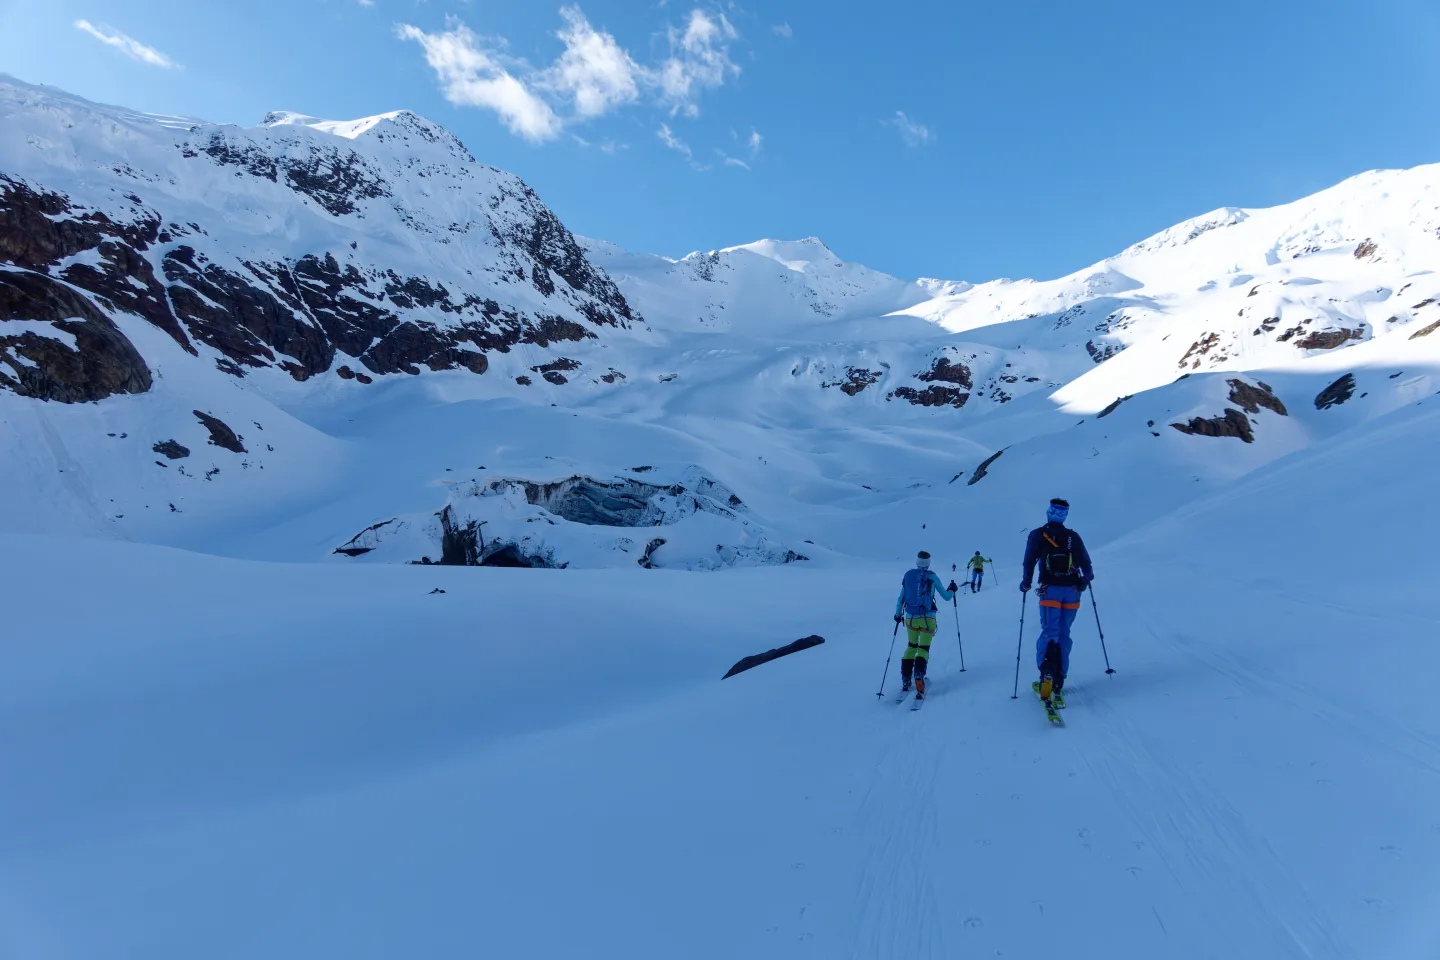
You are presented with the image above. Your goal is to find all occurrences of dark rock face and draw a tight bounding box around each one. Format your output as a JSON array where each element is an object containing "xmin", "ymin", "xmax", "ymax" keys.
[
  {"xmin": 1294, "ymin": 327, "xmax": 1363, "ymax": 351},
  {"xmin": 1315, "ymin": 373, "xmax": 1356, "ymax": 410},
  {"xmin": 890, "ymin": 356, "xmax": 972, "ymax": 408},
  {"xmin": 1170, "ymin": 408, "xmax": 1254, "ymax": 442},
  {"xmin": 892, "ymin": 385, "xmax": 969, "ymax": 408},
  {"xmin": 531, "ymin": 357, "xmax": 580, "ymax": 385},
  {"xmin": 1096, "ymin": 395, "xmax": 1131, "ymax": 418},
  {"xmin": 822, "ymin": 367, "xmax": 882, "ymax": 396},
  {"xmin": 193, "ymin": 410, "xmax": 246, "ymax": 452},
  {"xmin": 967, "ymin": 449, "xmax": 1005, "ymax": 485},
  {"xmin": 1086, "ymin": 340, "xmax": 1124, "ymax": 364},
  {"xmin": 437, "ymin": 504, "xmax": 481, "ymax": 565},
  {"xmin": 1227, "ymin": 379, "xmax": 1287, "ymax": 416},
  {"xmin": 637, "ymin": 537, "xmax": 667, "ymax": 569},
  {"xmin": 153, "ymin": 440, "xmax": 190, "ymax": 459},
  {"xmin": 0, "ymin": 269, "xmax": 153, "ymax": 402},
  {"xmin": 0, "ymin": 123, "xmax": 639, "ymax": 402},
  {"xmin": 197, "ymin": 130, "xmax": 390, "ymax": 217},
  {"xmin": 723, "ymin": 635, "xmax": 825, "ymax": 679},
  {"xmin": 1411, "ymin": 318, "xmax": 1440, "ymax": 340},
  {"xmin": 1354, "ymin": 239, "xmax": 1378, "ymax": 259}
]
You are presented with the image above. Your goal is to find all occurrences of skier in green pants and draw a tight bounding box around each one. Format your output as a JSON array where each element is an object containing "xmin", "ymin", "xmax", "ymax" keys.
[{"xmin": 893, "ymin": 551, "xmax": 958, "ymax": 700}]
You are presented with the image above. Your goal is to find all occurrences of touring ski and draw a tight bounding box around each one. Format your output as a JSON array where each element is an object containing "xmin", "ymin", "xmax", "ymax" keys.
[
  {"xmin": 1032, "ymin": 681, "xmax": 1063, "ymax": 726},
  {"xmin": 910, "ymin": 692, "xmax": 925, "ymax": 711}
]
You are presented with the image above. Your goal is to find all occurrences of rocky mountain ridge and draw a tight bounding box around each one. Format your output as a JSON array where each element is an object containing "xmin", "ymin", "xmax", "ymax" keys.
[{"xmin": 0, "ymin": 75, "xmax": 637, "ymax": 403}]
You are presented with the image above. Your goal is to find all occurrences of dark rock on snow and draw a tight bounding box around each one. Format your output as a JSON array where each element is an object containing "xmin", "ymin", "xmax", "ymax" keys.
[
  {"xmin": 1170, "ymin": 408, "xmax": 1254, "ymax": 443},
  {"xmin": 152, "ymin": 440, "xmax": 191, "ymax": 459},
  {"xmin": 193, "ymin": 410, "xmax": 246, "ymax": 452},
  {"xmin": 723, "ymin": 635, "xmax": 825, "ymax": 679},
  {"xmin": 0, "ymin": 268, "xmax": 152, "ymax": 402},
  {"xmin": 1226, "ymin": 379, "xmax": 1287, "ymax": 416},
  {"xmin": 1315, "ymin": 373, "xmax": 1357, "ymax": 410},
  {"xmin": 967, "ymin": 448, "xmax": 1005, "ymax": 485}
]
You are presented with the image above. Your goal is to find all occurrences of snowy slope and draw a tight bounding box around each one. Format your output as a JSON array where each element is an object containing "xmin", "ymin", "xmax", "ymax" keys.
[{"xmin": 4, "ymin": 392, "xmax": 1439, "ymax": 959}]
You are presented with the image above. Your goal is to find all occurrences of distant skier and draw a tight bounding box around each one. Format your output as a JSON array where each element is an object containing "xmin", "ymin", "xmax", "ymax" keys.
[
  {"xmin": 894, "ymin": 551, "xmax": 958, "ymax": 701},
  {"xmin": 1019, "ymin": 499, "xmax": 1093, "ymax": 701},
  {"xmin": 967, "ymin": 551, "xmax": 992, "ymax": 592}
]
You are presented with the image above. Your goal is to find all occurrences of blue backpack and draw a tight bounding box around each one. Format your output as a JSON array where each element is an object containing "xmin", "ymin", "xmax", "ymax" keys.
[{"xmin": 901, "ymin": 568, "xmax": 935, "ymax": 617}]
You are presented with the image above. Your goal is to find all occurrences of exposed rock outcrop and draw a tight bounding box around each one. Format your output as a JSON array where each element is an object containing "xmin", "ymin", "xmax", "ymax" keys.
[
  {"xmin": 152, "ymin": 440, "xmax": 190, "ymax": 459},
  {"xmin": 722, "ymin": 635, "xmax": 825, "ymax": 679},
  {"xmin": 0, "ymin": 269, "xmax": 152, "ymax": 402},
  {"xmin": 193, "ymin": 411, "xmax": 246, "ymax": 453},
  {"xmin": 1226, "ymin": 379, "xmax": 1287, "ymax": 416},
  {"xmin": 1170, "ymin": 408, "xmax": 1254, "ymax": 442},
  {"xmin": 821, "ymin": 367, "xmax": 882, "ymax": 396},
  {"xmin": 1315, "ymin": 373, "xmax": 1356, "ymax": 410},
  {"xmin": 967, "ymin": 449, "xmax": 1005, "ymax": 485}
]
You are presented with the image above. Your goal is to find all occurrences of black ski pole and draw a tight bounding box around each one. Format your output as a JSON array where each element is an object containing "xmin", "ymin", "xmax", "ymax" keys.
[
  {"xmin": 877, "ymin": 619, "xmax": 901, "ymax": 698},
  {"xmin": 1011, "ymin": 591, "xmax": 1027, "ymax": 699},
  {"xmin": 952, "ymin": 595, "xmax": 967, "ymax": 672},
  {"xmin": 1089, "ymin": 585, "xmax": 1116, "ymax": 675}
]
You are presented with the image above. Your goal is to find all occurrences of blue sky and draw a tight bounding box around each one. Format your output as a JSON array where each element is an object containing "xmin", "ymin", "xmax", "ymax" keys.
[{"xmin": 3, "ymin": 0, "xmax": 1440, "ymax": 282}]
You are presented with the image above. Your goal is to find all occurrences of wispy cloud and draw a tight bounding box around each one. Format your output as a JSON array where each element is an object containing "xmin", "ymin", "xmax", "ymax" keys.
[
  {"xmin": 399, "ymin": 5, "xmax": 742, "ymax": 148},
  {"xmin": 657, "ymin": 122, "xmax": 692, "ymax": 160},
  {"xmin": 657, "ymin": 9, "xmax": 740, "ymax": 117},
  {"xmin": 772, "ymin": 23, "xmax": 793, "ymax": 38},
  {"xmin": 886, "ymin": 110, "xmax": 934, "ymax": 147},
  {"xmin": 73, "ymin": 20, "xmax": 179, "ymax": 69},
  {"xmin": 722, "ymin": 155, "xmax": 749, "ymax": 169},
  {"xmin": 746, "ymin": 128, "xmax": 762, "ymax": 156},
  {"xmin": 396, "ymin": 19, "xmax": 562, "ymax": 143}
]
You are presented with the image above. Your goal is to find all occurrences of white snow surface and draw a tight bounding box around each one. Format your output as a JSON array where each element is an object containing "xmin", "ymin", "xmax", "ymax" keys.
[{"xmin": 3, "ymin": 79, "xmax": 1440, "ymax": 959}]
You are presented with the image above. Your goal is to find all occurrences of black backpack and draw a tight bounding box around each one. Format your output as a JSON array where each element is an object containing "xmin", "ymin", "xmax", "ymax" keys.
[{"xmin": 1039, "ymin": 528, "xmax": 1074, "ymax": 578}]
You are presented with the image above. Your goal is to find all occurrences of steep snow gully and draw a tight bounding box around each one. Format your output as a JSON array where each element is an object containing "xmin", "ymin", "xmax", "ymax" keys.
[{"xmin": 2, "ymin": 78, "xmax": 1439, "ymax": 959}]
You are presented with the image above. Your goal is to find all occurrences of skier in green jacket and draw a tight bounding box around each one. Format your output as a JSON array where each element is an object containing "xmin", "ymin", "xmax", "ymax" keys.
[{"xmin": 967, "ymin": 552, "xmax": 992, "ymax": 593}]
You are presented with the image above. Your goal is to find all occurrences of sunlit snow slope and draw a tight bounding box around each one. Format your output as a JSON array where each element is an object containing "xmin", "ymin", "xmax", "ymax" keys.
[{"xmin": 3, "ymin": 78, "xmax": 1439, "ymax": 960}]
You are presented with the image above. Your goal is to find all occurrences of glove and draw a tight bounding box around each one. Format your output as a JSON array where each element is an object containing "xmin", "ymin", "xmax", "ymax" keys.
[
  {"xmin": 894, "ymin": 614, "xmax": 903, "ymax": 623},
  {"xmin": 947, "ymin": 580, "xmax": 958, "ymax": 594},
  {"xmin": 1077, "ymin": 579, "xmax": 1088, "ymax": 594},
  {"xmin": 1019, "ymin": 582, "xmax": 1030, "ymax": 593}
]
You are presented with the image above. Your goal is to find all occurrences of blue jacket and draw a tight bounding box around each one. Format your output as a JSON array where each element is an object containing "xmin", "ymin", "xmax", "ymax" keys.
[
  {"xmin": 895, "ymin": 569, "xmax": 956, "ymax": 618},
  {"xmin": 1021, "ymin": 522, "xmax": 1094, "ymax": 589}
]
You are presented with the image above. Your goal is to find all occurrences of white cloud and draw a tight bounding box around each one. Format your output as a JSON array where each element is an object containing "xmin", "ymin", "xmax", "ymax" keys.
[
  {"xmin": 545, "ymin": 6, "xmax": 642, "ymax": 118},
  {"xmin": 396, "ymin": 20, "xmax": 562, "ymax": 143},
  {"xmin": 73, "ymin": 20, "xmax": 179, "ymax": 69},
  {"xmin": 886, "ymin": 110, "xmax": 934, "ymax": 147},
  {"xmin": 357, "ymin": 0, "xmax": 376, "ymax": 7},
  {"xmin": 398, "ymin": 7, "xmax": 742, "ymax": 158},
  {"xmin": 772, "ymin": 23, "xmax": 793, "ymax": 38},
  {"xmin": 658, "ymin": 10, "xmax": 740, "ymax": 116},
  {"xmin": 747, "ymin": 128, "xmax": 762, "ymax": 156},
  {"xmin": 723, "ymin": 155, "xmax": 749, "ymax": 169},
  {"xmin": 657, "ymin": 123, "xmax": 692, "ymax": 160}
]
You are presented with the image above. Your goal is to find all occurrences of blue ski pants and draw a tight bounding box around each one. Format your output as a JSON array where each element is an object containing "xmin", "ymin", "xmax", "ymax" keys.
[
  {"xmin": 970, "ymin": 569, "xmax": 983, "ymax": 589},
  {"xmin": 1035, "ymin": 585, "xmax": 1081, "ymax": 676}
]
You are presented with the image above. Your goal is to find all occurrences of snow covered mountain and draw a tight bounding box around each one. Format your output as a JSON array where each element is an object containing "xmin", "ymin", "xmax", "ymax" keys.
[
  {"xmin": 4, "ymin": 74, "xmax": 1439, "ymax": 572},
  {"xmin": 5, "ymin": 76, "xmax": 1440, "ymax": 960}
]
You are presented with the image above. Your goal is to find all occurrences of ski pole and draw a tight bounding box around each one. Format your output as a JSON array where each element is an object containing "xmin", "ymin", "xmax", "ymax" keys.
[
  {"xmin": 1011, "ymin": 591, "xmax": 1027, "ymax": 699},
  {"xmin": 952, "ymin": 595, "xmax": 967, "ymax": 672},
  {"xmin": 1089, "ymin": 584, "xmax": 1116, "ymax": 676},
  {"xmin": 877, "ymin": 619, "xmax": 901, "ymax": 699}
]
